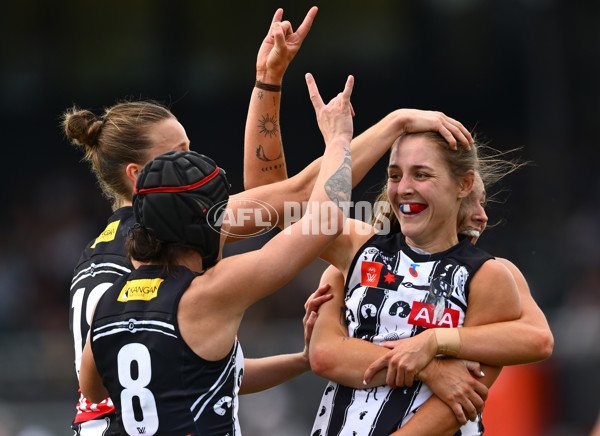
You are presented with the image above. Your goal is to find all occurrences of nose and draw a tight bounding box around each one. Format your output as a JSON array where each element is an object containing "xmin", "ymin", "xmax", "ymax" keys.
[
  {"xmin": 474, "ymin": 204, "xmax": 488, "ymax": 227},
  {"xmin": 395, "ymin": 175, "xmax": 414, "ymax": 197}
]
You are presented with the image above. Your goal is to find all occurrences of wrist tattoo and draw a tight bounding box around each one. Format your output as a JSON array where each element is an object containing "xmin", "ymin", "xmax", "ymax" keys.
[
  {"xmin": 256, "ymin": 144, "xmax": 282, "ymax": 162},
  {"xmin": 325, "ymin": 148, "xmax": 352, "ymax": 208},
  {"xmin": 257, "ymin": 89, "xmax": 264, "ymax": 100},
  {"xmin": 258, "ymin": 113, "xmax": 279, "ymax": 138}
]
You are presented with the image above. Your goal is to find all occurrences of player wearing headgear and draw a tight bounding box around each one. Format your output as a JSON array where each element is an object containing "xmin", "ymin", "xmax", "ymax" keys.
[
  {"xmin": 88, "ymin": 151, "xmax": 237, "ymax": 434},
  {"xmin": 79, "ymin": 74, "xmax": 355, "ymax": 435}
]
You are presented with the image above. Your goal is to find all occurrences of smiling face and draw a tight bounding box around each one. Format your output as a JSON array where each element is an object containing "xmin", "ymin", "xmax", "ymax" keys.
[
  {"xmin": 457, "ymin": 172, "xmax": 488, "ymax": 244},
  {"xmin": 386, "ymin": 134, "xmax": 473, "ymax": 252}
]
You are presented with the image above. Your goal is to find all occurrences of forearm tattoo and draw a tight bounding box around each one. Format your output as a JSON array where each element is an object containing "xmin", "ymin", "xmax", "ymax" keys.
[
  {"xmin": 325, "ymin": 148, "xmax": 351, "ymax": 208},
  {"xmin": 256, "ymin": 144, "xmax": 282, "ymax": 162},
  {"xmin": 258, "ymin": 113, "xmax": 279, "ymax": 138},
  {"xmin": 260, "ymin": 164, "xmax": 284, "ymax": 172},
  {"xmin": 255, "ymin": 90, "xmax": 278, "ymax": 107}
]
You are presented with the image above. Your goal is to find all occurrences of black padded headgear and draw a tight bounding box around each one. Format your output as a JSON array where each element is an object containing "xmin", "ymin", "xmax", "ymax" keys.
[{"xmin": 132, "ymin": 150, "xmax": 230, "ymax": 269}]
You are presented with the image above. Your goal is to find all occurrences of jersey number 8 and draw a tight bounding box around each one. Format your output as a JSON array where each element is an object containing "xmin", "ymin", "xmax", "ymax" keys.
[{"xmin": 118, "ymin": 343, "xmax": 159, "ymax": 435}]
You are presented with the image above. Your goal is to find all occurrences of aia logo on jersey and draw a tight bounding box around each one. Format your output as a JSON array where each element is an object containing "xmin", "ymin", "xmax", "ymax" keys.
[
  {"xmin": 118, "ymin": 278, "xmax": 164, "ymax": 302},
  {"xmin": 408, "ymin": 301, "xmax": 459, "ymax": 328},
  {"xmin": 360, "ymin": 261, "xmax": 403, "ymax": 290}
]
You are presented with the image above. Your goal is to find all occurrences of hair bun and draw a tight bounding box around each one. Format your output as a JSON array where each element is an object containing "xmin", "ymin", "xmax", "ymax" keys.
[{"xmin": 62, "ymin": 107, "xmax": 103, "ymax": 152}]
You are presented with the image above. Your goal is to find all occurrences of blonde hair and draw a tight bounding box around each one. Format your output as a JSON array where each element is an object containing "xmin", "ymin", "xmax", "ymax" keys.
[{"xmin": 372, "ymin": 132, "xmax": 479, "ymax": 232}]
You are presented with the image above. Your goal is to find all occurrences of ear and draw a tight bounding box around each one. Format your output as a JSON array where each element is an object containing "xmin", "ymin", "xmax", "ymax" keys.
[
  {"xmin": 125, "ymin": 163, "xmax": 144, "ymax": 185},
  {"xmin": 457, "ymin": 170, "xmax": 475, "ymax": 199}
]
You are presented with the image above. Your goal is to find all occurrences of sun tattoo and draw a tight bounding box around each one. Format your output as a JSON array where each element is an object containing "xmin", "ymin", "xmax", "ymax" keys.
[{"xmin": 258, "ymin": 113, "xmax": 279, "ymax": 138}]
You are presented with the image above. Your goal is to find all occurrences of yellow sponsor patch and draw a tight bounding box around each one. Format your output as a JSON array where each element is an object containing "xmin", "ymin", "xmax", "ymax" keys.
[
  {"xmin": 91, "ymin": 220, "xmax": 120, "ymax": 248},
  {"xmin": 117, "ymin": 278, "xmax": 164, "ymax": 302}
]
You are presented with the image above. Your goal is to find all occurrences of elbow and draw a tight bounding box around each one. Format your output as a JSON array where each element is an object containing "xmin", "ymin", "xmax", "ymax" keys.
[
  {"xmin": 86, "ymin": 393, "xmax": 106, "ymax": 405},
  {"xmin": 330, "ymin": 207, "xmax": 348, "ymax": 237},
  {"xmin": 244, "ymin": 172, "xmax": 288, "ymax": 191},
  {"xmin": 536, "ymin": 328, "xmax": 554, "ymax": 361},
  {"xmin": 312, "ymin": 205, "xmax": 345, "ymax": 239},
  {"xmin": 80, "ymin": 373, "xmax": 109, "ymax": 404},
  {"xmin": 243, "ymin": 174, "xmax": 257, "ymax": 191},
  {"xmin": 526, "ymin": 327, "xmax": 554, "ymax": 362},
  {"xmin": 309, "ymin": 343, "xmax": 337, "ymax": 379},
  {"xmin": 81, "ymin": 386, "xmax": 106, "ymax": 405},
  {"xmin": 333, "ymin": 209, "xmax": 346, "ymax": 238}
]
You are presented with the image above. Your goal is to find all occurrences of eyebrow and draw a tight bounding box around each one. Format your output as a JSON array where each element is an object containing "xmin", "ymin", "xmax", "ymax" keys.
[{"xmin": 387, "ymin": 164, "xmax": 434, "ymax": 172}]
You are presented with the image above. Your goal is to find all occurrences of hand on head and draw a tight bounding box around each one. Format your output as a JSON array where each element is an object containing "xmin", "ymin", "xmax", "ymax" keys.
[{"xmin": 395, "ymin": 109, "xmax": 474, "ymax": 150}]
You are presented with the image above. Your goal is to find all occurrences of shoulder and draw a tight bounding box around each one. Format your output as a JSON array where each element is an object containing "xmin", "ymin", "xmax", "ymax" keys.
[
  {"xmin": 494, "ymin": 257, "xmax": 529, "ymax": 293},
  {"xmin": 320, "ymin": 218, "xmax": 377, "ymax": 273},
  {"xmin": 91, "ymin": 273, "xmax": 129, "ymax": 319},
  {"xmin": 466, "ymin": 257, "xmax": 521, "ymax": 323},
  {"xmin": 470, "ymin": 257, "xmax": 519, "ymax": 301},
  {"xmin": 447, "ymin": 240, "xmax": 494, "ymax": 273},
  {"xmin": 474, "ymin": 258, "xmax": 514, "ymax": 282},
  {"xmin": 353, "ymin": 227, "xmax": 404, "ymax": 254},
  {"xmin": 495, "ymin": 257, "xmax": 521, "ymax": 277},
  {"xmin": 74, "ymin": 207, "xmax": 135, "ymax": 268}
]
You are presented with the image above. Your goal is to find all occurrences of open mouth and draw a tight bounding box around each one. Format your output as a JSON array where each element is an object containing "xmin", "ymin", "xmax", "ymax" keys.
[
  {"xmin": 459, "ymin": 229, "xmax": 480, "ymax": 244},
  {"xmin": 400, "ymin": 203, "xmax": 427, "ymax": 215}
]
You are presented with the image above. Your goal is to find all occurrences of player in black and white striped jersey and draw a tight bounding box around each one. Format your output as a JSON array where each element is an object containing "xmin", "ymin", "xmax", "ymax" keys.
[{"xmin": 304, "ymin": 170, "xmax": 553, "ymax": 436}]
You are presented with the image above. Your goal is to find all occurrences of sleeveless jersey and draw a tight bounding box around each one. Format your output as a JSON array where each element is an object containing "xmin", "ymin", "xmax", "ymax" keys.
[
  {"xmin": 311, "ymin": 232, "xmax": 493, "ymax": 436},
  {"xmin": 90, "ymin": 265, "xmax": 244, "ymax": 436},
  {"xmin": 70, "ymin": 207, "xmax": 134, "ymax": 429}
]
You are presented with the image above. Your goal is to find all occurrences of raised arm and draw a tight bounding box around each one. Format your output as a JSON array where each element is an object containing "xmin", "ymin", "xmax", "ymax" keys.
[
  {"xmin": 180, "ymin": 74, "xmax": 355, "ymax": 365},
  {"xmin": 244, "ymin": 7, "xmax": 318, "ymax": 189},
  {"xmin": 214, "ymin": 74, "xmax": 354, "ymax": 309},
  {"xmin": 227, "ymin": 109, "xmax": 474, "ymax": 242}
]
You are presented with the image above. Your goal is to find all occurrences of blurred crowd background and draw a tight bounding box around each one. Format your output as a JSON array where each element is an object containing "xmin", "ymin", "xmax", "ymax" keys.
[{"xmin": 1, "ymin": 1, "xmax": 599, "ymax": 435}]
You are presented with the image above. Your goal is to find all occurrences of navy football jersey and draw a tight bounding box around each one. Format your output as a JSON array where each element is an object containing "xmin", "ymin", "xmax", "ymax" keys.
[
  {"xmin": 91, "ymin": 265, "xmax": 244, "ymax": 436},
  {"xmin": 70, "ymin": 207, "xmax": 134, "ymax": 428}
]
